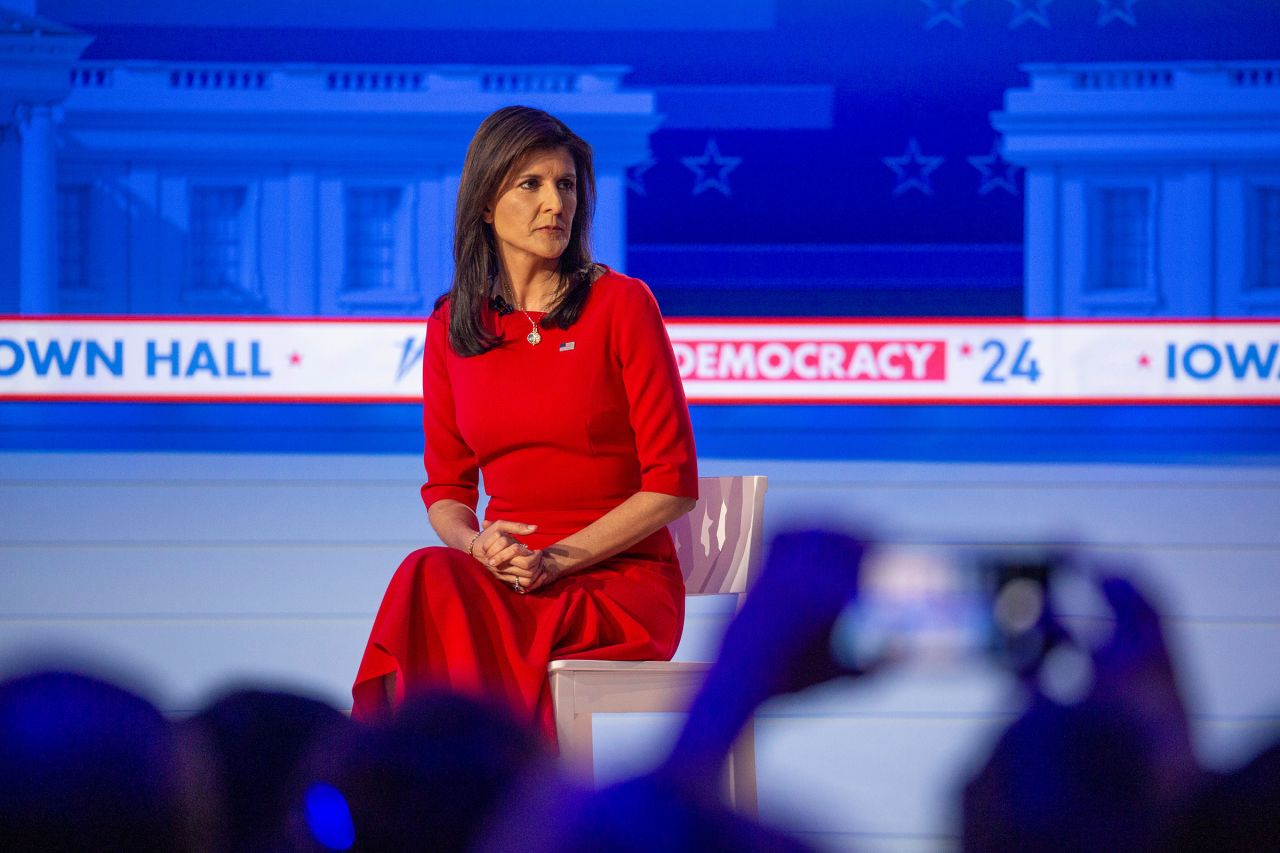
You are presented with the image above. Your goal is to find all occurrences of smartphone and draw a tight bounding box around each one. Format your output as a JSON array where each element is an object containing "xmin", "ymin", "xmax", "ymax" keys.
[{"xmin": 830, "ymin": 544, "xmax": 1110, "ymax": 673}]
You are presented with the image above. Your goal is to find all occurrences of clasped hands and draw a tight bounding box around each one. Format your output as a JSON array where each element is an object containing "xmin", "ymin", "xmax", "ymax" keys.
[{"xmin": 471, "ymin": 519, "xmax": 560, "ymax": 593}]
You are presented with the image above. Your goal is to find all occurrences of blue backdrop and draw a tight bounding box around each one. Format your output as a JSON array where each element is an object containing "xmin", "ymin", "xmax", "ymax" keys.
[
  {"xmin": 62, "ymin": 0, "xmax": 1280, "ymax": 277},
  {"xmin": 4, "ymin": 0, "xmax": 1279, "ymax": 458}
]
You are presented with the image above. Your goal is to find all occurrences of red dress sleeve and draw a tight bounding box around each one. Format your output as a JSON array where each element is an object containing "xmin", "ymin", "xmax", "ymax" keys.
[
  {"xmin": 420, "ymin": 306, "xmax": 480, "ymax": 513},
  {"xmin": 610, "ymin": 279, "xmax": 699, "ymax": 499}
]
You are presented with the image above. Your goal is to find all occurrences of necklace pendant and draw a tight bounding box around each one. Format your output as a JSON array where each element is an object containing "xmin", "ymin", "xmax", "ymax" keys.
[{"xmin": 526, "ymin": 328, "xmax": 542, "ymax": 346}]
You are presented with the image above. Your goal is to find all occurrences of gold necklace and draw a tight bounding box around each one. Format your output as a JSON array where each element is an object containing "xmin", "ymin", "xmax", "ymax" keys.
[{"xmin": 504, "ymin": 285, "xmax": 542, "ymax": 346}]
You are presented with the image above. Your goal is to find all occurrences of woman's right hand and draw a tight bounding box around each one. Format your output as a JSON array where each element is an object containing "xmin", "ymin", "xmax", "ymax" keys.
[{"xmin": 473, "ymin": 520, "xmax": 544, "ymax": 591}]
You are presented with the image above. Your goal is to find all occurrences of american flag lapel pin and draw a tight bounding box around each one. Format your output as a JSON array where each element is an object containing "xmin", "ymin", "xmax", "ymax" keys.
[{"xmin": 559, "ymin": 342, "xmax": 575, "ymax": 352}]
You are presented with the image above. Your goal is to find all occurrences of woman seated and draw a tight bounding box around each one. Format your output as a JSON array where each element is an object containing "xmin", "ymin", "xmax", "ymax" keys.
[{"xmin": 352, "ymin": 106, "xmax": 698, "ymax": 742}]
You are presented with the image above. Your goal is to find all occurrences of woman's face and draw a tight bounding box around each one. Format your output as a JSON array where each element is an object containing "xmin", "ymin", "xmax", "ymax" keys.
[{"xmin": 484, "ymin": 147, "xmax": 578, "ymax": 271}]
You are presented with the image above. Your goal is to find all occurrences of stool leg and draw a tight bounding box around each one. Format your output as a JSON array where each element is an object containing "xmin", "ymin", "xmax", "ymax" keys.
[{"xmin": 552, "ymin": 671, "xmax": 596, "ymax": 784}]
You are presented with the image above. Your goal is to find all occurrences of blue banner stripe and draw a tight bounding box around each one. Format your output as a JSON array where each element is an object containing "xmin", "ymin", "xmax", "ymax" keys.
[{"xmin": 3, "ymin": 402, "xmax": 1277, "ymax": 462}]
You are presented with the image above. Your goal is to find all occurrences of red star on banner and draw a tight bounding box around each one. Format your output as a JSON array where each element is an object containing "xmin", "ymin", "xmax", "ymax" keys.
[
  {"xmin": 959, "ymin": 343, "xmax": 973, "ymax": 357},
  {"xmin": 289, "ymin": 352, "xmax": 303, "ymax": 366},
  {"xmin": 1137, "ymin": 353, "xmax": 1151, "ymax": 368}
]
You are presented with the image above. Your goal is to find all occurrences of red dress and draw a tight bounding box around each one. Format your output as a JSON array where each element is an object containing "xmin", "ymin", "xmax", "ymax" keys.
[{"xmin": 351, "ymin": 269, "xmax": 698, "ymax": 741}]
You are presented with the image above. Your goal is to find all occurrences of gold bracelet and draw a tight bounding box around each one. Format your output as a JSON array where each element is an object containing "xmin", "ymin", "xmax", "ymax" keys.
[{"xmin": 466, "ymin": 530, "xmax": 483, "ymax": 558}]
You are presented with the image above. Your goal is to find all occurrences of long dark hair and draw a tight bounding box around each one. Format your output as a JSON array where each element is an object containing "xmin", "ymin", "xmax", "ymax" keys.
[{"xmin": 440, "ymin": 106, "xmax": 598, "ymax": 356}]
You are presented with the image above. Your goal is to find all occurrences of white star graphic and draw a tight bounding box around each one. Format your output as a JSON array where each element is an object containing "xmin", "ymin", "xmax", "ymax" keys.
[
  {"xmin": 682, "ymin": 138, "xmax": 742, "ymax": 197},
  {"xmin": 883, "ymin": 138, "xmax": 945, "ymax": 196},
  {"xmin": 968, "ymin": 140, "xmax": 1022, "ymax": 195},
  {"xmin": 922, "ymin": 0, "xmax": 971, "ymax": 29},
  {"xmin": 1008, "ymin": 0, "xmax": 1052, "ymax": 29},
  {"xmin": 1096, "ymin": 0, "xmax": 1137, "ymax": 27},
  {"xmin": 627, "ymin": 156, "xmax": 656, "ymax": 196}
]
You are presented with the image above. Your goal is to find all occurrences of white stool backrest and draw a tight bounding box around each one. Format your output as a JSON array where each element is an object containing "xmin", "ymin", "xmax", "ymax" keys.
[{"xmin": 667, "ymin": 475, "xmax": 768, "ymax": 595}]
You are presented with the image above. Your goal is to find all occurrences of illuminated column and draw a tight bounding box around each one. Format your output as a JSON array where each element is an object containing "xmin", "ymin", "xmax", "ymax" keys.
[
  {"xmin": 17, "ymin": 103, "xmax": 56, "ymax": 314},
  {"xmin": 0, "ymin": 7, "xmax": 92, "ymax": 312}
]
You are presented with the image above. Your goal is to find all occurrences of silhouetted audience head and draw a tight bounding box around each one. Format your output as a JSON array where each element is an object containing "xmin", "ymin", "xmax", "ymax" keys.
[
  {"xmin": 0, "ymin": 670, "xmax": 195, "ymax": 853},
  {"xmin": 294, "ymin": 690, "xmax": 547, "ymax": 853},
  {"xmin": 190, "ymin": 688, "xmax": 350, "ymax": 852}
]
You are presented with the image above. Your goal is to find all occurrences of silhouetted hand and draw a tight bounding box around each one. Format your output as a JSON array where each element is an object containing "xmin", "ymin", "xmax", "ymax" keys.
[
  {"xmin": 962, "ymin": 570, "xmax": 1203, "ymax": 852},
  {"xmin": 661, "ymin": 527, "xmax": 874, "ymax": 794},
  {"xmin": 718, "ymin": 528, "xmax": 873, "ymax": 700},
  {"xmin": 1090, "ymin": 575, "xmax": 1198, "ymax": 805}
]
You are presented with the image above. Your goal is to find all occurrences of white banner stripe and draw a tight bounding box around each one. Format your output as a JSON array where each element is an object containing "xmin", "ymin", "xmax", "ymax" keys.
[{"xmin": 1, "ymin": 319, "xmax": 1277, "ymax": 403}]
